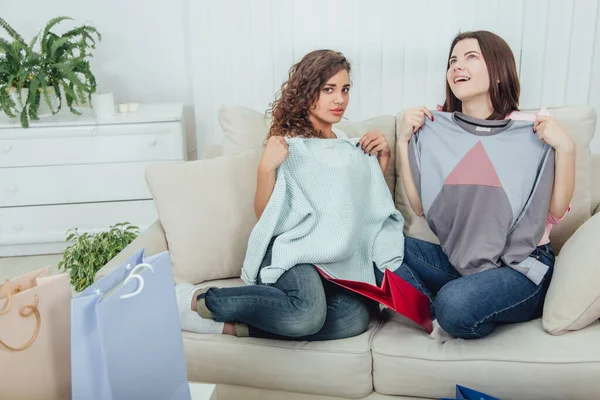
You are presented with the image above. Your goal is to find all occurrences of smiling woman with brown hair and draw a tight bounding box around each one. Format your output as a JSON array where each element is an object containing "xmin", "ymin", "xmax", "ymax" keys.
[{"xmin": 392, "ymin": 30, "xmax": 576, "ymax": 340}]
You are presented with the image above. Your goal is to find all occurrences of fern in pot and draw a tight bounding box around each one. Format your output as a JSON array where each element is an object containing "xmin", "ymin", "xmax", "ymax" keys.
[
  {"xmin": 58, "ymin": 222, "xmax": 139, "ymax": 292},
  {"xmin": 0, "ymin": 16, "xmax": 101, "ymax": 127}
]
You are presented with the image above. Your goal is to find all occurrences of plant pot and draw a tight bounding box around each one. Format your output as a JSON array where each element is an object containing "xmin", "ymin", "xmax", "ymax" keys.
[{"xmin": 9, "ymin": 87, "xmax": 59, "ymax": 118}]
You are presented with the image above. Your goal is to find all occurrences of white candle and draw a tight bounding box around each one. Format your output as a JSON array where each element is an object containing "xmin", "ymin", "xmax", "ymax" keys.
[{"xmin": 91, "ymin": 92, "xmax": 115, "ymax": 117}]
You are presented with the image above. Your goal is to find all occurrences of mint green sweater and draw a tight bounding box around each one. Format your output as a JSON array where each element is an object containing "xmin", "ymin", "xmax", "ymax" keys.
[{"xmin": 241, "ymin": 137, "xmax": 405, "ymax": 285}]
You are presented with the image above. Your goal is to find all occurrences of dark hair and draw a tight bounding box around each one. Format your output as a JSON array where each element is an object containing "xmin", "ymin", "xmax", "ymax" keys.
[
  {"xmin": 266, "ymin": 49, "xmax": 351, "ymax": 139},
  {"xmin": 442, "ymin": 31, "xmax": 520, "ymax": 120}
]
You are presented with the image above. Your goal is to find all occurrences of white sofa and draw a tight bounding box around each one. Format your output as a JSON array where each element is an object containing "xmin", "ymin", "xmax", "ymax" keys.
[{"xmin": 97, "ymin": 105, "xmax": 600, "ymax": 400}]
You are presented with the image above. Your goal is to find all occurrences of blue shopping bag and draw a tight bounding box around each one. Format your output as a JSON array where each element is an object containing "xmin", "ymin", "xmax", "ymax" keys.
[
  {"xmin": 439, "ymin": 384, "xmax": 501, "ymax": 400},
  {"xmin": 71, "ymin": 249, "xmax": 191, "ymax": 400}
]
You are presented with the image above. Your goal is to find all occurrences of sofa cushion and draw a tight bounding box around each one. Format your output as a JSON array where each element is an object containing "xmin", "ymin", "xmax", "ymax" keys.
[
  {"xmin": 543, "ymin": 106, "xmax": 596, "ymax": 252},
  {"xmin": 394, "ymin": 106, "xmax": 597, "ymax": 253},
  {"xmin": 219, "ymin": 105, "xmax": 271, "ymax": 156},
  {"xmin": 145, "ymin": 148, "xmax": 262, "ymax": 284},
  {"xmin": 218, "ymin": 105, "xmax": 398, "ymax": 197},
  {"xmin": 216, "ymin": 384, "xmax": 425, "ymax": 400},
  {"xmin": 183, "ymin": 278, "xmax": 378, "ymax": 399},
  {"xmin": 592, "ymin": 154, "xmax": 600, "ymax": 214},
  {"xmin": 543, "ymin": 213, "xmax": 600, "ymax": 334},
  {"xmin": 372, "ymin": 313, "xmax": 600, "ymax": 400}
]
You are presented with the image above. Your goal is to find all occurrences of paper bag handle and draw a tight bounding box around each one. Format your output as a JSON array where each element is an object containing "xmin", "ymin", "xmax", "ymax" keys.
[
  {"xmin": 120, "ymin": 262, "xmax": 154, "ymax": 300},
  {"xmin": 0, "ymin": 280, "xmax": 41, "ymax": 352}
]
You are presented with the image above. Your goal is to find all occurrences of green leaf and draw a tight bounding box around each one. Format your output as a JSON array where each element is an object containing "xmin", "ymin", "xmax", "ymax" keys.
[
  {"xmin": 0, "ymin": 38, "xmax": 12, "ymax": 54},
  {"xmin": 28, "ymin": 77, "xmax": 40, "ymax": 120},
  {"xmin": 62, "ymin": 80, "xmax": 80, "ymax": 114},
  {"xmin": 0, "ymin": 85, "xmax": 16, "ymax": 117},
  {"xmin": 6, "ymin": 73, "xmax": 17, "ymax": 90},
  {"xmin": 53, "ymin": 63, "xmax": 87, "ymax": 89},
  {"xmin": 41, "ymin": 17, "xmax": 72, "ymax": 50},
  {"xmin": 29, "ymin": 30, "xmax": 41, "ymax": 49},
  {"xmin": 49, "ymin": 36, "xmax": 71, "ymax": 59},
  {"xmin": 62, "ymin": 25, "xmax": 102, "ymax": 47},
  {"xmin": 59, "ymin": 222, "xmax": 139, "ymax": 292},
  {"xmin": 19, "ymin": 108, "xmax": 28, "ymax": 127},
  {"xmin": 0, "ymin": 18, "xmax": 26, "ymax": 44},
  {"xmin": 41, "ymin": 32, "xmax": 59, "ymax": 55},
  {"xmin": 36, "ymin": 71, "xmax": 56, "ymax": 114},
  {"xmin": 52, "ymin": 81, "xmax": 63, "ymax": 112},
  {"xmin": 15, "ymin": 68, "xmax": 29, "ymax": 91}
]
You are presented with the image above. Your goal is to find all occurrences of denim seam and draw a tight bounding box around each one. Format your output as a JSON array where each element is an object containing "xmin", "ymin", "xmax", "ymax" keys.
[
  {"xmin": 406, "ymin": 247, "xmax": 460, "ymax": 279},
  {"xmin": 403, "ymin": 265, "xmax": 435, "ymax": 306},
  {"xmin": 471, "ymin": 276, "xmax": 546, "ymax": 336}
]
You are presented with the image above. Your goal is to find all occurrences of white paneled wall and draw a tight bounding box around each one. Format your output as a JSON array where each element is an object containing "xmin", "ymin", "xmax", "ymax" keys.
[
  {"xmin": 189, "ymin": 0, "xmax": 600, "ymax": 153},
  {"xmin": 2, "ymin": 0, "xmax": 600, "ymax": 152},
  {"xmin": 1, "ymin": 0, "xmax": 196, "ymax": 155}
]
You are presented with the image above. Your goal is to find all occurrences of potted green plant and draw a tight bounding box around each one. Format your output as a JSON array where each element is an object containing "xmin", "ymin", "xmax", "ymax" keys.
[
  {"xmin": 0, "ymin": 16, "xmax": 101, "ymax": 127},
  {"xmin": 58, "ymin": 222, "xmax": 140, "ymax": 292}
]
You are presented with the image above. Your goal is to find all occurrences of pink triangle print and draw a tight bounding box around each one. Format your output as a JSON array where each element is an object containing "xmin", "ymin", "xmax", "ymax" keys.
[{"xmin": 444, "ymin": 141, "xmax": 502, "ymax": 187}]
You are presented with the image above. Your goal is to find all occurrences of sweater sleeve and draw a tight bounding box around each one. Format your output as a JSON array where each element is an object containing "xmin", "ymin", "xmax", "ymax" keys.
[
  {"xmin": 241, "ymin": 162, "xmax": 314, "ymax": 284},
  {"xmin": 372, "ymin": 211, "xmax": 405, "ymax": 273},
  {"xmin": 241, "ymin": 166, "xmax": 290, "ymax": 285}
]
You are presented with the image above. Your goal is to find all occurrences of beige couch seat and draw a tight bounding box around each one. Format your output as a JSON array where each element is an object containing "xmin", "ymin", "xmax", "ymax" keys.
[
  {"xmin": 373, "ymin": 315, "xmax": 600, "ymax": 399},
  {"xmin": 182, "ymin": 279, "xmax": 377, "ymax": 399}
]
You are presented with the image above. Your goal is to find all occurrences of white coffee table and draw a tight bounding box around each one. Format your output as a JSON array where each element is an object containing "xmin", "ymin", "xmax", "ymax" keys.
[{"xmin": 189, "ymin": 382, "xmax": 217, "ymax": 400}]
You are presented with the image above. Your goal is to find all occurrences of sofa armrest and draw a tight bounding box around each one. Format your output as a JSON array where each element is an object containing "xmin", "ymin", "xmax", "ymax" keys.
[
  {"xmin": 95, "ymin": 219, "xmax": 168, "ymax": 281},
  {"xmin": 201, "ymin": 143, "xmax": 223, "ymax": 159}
]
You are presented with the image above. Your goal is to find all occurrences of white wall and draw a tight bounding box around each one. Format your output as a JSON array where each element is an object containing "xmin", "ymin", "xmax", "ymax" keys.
[
  {"xmin": 2, "ymin": 0, "xmax": 600, "ymax": 154},
  {"xmin": 0, "ymin": 0, "xmax": 197, "ymax": 157}
]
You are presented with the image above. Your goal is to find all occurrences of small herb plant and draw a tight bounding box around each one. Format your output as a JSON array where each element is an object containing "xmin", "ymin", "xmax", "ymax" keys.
[{"xmin": 58, "ymin": 222, "xmax": 139, "ymax": 292}]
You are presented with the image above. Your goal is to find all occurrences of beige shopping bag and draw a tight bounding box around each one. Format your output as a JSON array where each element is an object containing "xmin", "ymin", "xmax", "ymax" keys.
[{"xmin": 0, "ymin": 267, "xmax": 72, "ymax": 400}]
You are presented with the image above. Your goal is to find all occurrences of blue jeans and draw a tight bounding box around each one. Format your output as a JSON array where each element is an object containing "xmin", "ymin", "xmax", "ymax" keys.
[
  {"xmin": 375, "ymin": 237, "xmax": 555, "ymax": 339},
  {"xmin": 202, "ymin": 240, "xmax": 372, "ymax": 340}
]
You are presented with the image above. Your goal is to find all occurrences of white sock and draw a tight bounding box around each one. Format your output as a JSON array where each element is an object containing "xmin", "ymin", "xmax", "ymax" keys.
[
  {"xmin": 430, "ymin": 319, "xmax": 454, "ymax": 342},
  {"xmin": 175, "ymin": 282, "xmax": 224, "ymax": 334}
]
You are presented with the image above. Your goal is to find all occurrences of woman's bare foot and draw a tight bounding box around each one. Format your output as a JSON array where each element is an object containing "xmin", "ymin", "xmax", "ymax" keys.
[
  {"xmin": 191, "ymin": 289, "xmax": 201, "ymax": 312},
  {"xmin": 223, "ymin": 322, "xmax": 237, "ymax": 335}
]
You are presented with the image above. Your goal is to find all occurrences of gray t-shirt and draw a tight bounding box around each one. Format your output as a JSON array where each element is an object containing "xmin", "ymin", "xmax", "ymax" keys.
[{"xmin": 409, "ymin": 111, "xmax": 555, "ymax": 284}]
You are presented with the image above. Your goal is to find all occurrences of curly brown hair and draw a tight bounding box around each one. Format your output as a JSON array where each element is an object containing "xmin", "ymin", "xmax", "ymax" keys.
[{"xmin": 266, "ymin": 50, "xmax": 351, "ymax": 139}]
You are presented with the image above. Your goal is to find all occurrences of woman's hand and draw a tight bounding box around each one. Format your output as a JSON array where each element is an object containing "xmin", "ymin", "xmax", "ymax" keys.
[
  {"xmin": 398, "ymin": 106, "xmax": 434, "ymax": 143},
  {"xmin": 359, "ymin": 130, "xmax": 391, "ymax": 174},
  {"xmin": 534, "ymin": 116, "xmax": 575, "ymax": 154},
  {"xmin": 358, "ymin": 130, "xmax": 391, "ymax": 157},
  {"xmin": 259, "ymin": 136, "xmax": 289, "ymax": 172}
]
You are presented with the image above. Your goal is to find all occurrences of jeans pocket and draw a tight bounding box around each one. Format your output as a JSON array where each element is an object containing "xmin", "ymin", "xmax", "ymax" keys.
[{"xmin": 533, "ymin": 245, "xmax": 555, "ymax": 266}]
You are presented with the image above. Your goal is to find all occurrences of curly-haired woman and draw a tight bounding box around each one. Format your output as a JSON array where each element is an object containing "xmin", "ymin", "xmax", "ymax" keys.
[{"xmin": 175, "ymin": 50, "xmax": 394, "ymax": 340}]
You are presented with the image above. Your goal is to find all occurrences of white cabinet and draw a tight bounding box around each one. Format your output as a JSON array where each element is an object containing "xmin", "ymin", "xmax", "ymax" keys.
[{"xmin": 0, "ymin": 103, "xmax": 186, "ymax": 256}]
